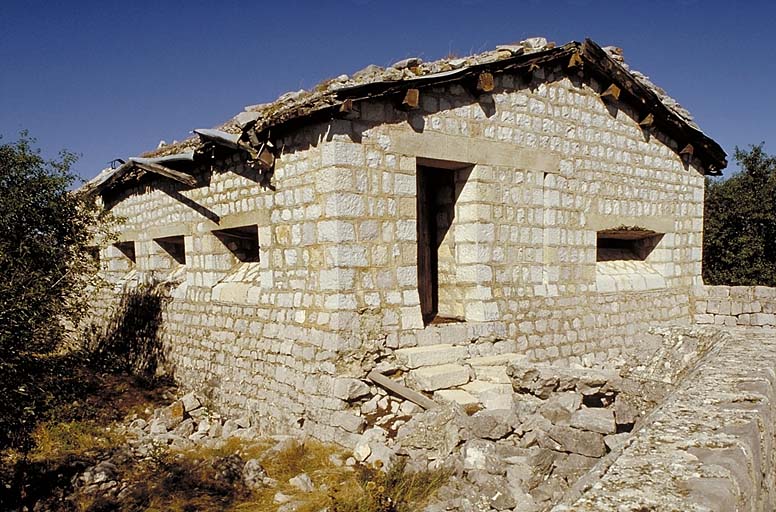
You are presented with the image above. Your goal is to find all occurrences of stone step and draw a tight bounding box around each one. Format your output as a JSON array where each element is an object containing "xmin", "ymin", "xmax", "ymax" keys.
[
  {"xmin": 464, "ymin": 380, "xmax": 515, "ymax": 410},
  {"xmin": 460, "ymin": 380, "xmax": 513, "ymax": 396},
  {"xmin": 395, "ymin": 344, "xmax": 468, "ymax": 369},
  {"xmin": 466, "ymin": 353, "xmax": 527, "ymax": 367},
  {"xmin": 433, "ymin": 389, "xmax": 479, "ymax": 407},
  {"xmin": 409, "ymin": 364, "xmax": 470, "ymax": 391},
  {"xmin": 471, "ymin": 365, "xmax": 511, "ymax": 384}
]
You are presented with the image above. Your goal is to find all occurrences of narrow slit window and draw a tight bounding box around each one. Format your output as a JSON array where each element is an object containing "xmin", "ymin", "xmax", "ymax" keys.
[
  {"xmin": 155, "ymin": 235, "xmax": 186, "ymax": 265},
  {"xmin": 114, "ymin": 241, "xmax": 136, "ymax": 263},
  {"xmin": 596, "ymin": 229, "xmax": 663, "ymax": 262},
  {"xmin": 213, "ymin": 225, "xmax": 260, "ymax": 263}
]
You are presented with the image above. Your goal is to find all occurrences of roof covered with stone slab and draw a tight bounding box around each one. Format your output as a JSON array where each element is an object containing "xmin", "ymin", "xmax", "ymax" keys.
[{"xmin": 84, "ymin": 37, "xmax": 727, "ymax": 195}]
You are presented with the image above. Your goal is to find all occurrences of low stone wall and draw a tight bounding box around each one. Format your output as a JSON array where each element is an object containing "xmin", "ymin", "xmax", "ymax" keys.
[
  {"xmin": 694, "ymin": 284, "xmax": 776, "ymax": 327},
  {"xmin": 557, "ymin": 327, "xmax": 776, "ymax": 511}
]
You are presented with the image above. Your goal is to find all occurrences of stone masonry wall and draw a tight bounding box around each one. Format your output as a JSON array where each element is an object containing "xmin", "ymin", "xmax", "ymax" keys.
[
  {"xmin": 89, "ymin": 63, "xmax": 706, "ymax": 443},
  {"xmin": 329, "ymin": 62, "xmax": 704, "ymax": 364},
  {"xmin": 694, "ymin": 284, "xmax": 776, "ymax": 327},
  {"xmin": 557, "ymin": 327, "xmax": 776, "ymax": 511}
]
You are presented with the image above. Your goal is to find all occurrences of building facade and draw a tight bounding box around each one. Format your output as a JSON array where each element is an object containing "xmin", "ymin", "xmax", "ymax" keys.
[{"xmin": 85, "ymin": 38, "xmax": 726, "ymax": 442}]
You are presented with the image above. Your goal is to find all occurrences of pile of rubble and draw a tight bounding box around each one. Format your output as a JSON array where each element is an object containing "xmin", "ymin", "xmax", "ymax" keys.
[
  {"xmin": 73, "ymin": 394, "xmax": 322, "ymax": 509},
  {"xmin": 351, "ymin": 361, "xmax": 660, "ymax": 512},
  {"xmin": 73, "ymin": 327, "xmax": 722, "ymax": 511}
]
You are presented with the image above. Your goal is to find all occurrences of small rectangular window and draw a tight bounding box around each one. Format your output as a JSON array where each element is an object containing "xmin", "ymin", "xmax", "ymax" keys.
[
  {"xmin": 114, "ymin": 241, "xmax": 136, "ymax": 263},
  {"xmin": 596, "ymin": 229, "xmax": 662, "ymax": 262},
  {"xmin": 154, "ymin": 235, "xmax": 186, "ymax": 265},
  {"xmin": 213, "ymin": 225, "xmax": 260, "ymax": 263}
]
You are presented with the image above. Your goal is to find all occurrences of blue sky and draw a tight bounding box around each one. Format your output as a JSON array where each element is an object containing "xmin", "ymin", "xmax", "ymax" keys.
[{"xmin": 1, "ymin": 0, "xmax": 773, "ymax": 181}]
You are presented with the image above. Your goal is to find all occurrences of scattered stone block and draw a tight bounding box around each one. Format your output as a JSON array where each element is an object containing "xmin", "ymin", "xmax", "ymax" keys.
[
  {"xmin": 179, "ymin": 392, "xmax": 201, "ymax": 413},
  {"xmin": 462, "ymin": 380, "xmax": 512, "ymax": 396},
  {"xmin": 570, "ymin": 407, "xmax": 616, "ymax": 434},
  {"xmin": 547, "ymin": 426, "xmax": 606, "ymax": 458},
  {"xmin": 464, "ymin": 410, "xmax": 515, "ymax": 440},
  {"xmin": 333, "ymin": 378, "xmax": 371, "ymax": 401},
  {"xmin": 435, "ymin": 389, "xmax": 479, "ymax": 407},
  {"xmin": 603, "ymin": 432, "xmax": 631, "ymax": 452},
  {"xmin": 331, "ymin": 411, "xmax": 365, "ymax": 433},
  {"xmin": 614, "ymin": 394, "xmax": 638, "ymax": 425},
  {"xmin": 462, "ymin": 439, "xmax": 502, "ymax": 473},
  {"xmin": 395, "ymin": 344, "xmax": 468, "ymax": 368},
  {"xmin": 157, "ymin": 401, "xmax": 185, "ymax": 430},
  {"xmin": 472, "ymin": 365, "xmax": 510, "ymax": 384},
  {"xmin": 289, "ymin": 473, "xmax": 314, "ymax": 492},
  {"xmin": 552, "ymin": 453, "xmax": 598, "ymax": 481},
  {"xmin": 410, "ymin": 364, "xmax": 470, "ymax": 391}
]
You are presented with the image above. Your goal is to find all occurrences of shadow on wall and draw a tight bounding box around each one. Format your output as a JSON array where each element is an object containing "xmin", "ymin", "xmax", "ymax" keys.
[{"xmin": 88, "ymin": 281, "xmax": 172, "ymax": 381}]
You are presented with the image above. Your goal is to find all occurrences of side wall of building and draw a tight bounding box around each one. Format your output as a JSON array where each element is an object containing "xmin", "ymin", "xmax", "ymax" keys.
[
  {"xmin": 320, "ymin": 63, "xmax": 705, "ymax": 365},
  {"xmin": 88, "ymin": 63, "xmax": 706, "ymax": 441},
  {"xmin": 90, "ymin": 125, "xmax": 388, "ymax": 443}
]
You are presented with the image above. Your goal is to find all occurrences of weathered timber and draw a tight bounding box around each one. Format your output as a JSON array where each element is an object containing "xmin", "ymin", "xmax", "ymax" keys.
[
  {"xmin": 132, "ymin": 161, "xmax": 197, "ymax": 187},
  {"xmin": 401, "ymin": 88, "xmax": 420, "ymax": 109},
  {"xmin": 367, "ymin": 370, "xmax": 437, "ymax": 410},
  {"xmin": 601, "ymin": 83, "xmax": 621, "ymax": 100},
  {"xmin": 256, "ymin": 144, "xmax": 275, "ymax": 170},
  {"xmin": 476, "ymin": 72, "xmax": 495, "ymax": 93},
  {"xmin": 639, "ymin": 113, "xmax": 655, "ymax": 127},
  {"xmin": 339, "ymin": 98, "xmax": 353, "ymax": 113},
  {"xmin": 580, "ymin": 39, "xmax": 726, "ymax": 172}
]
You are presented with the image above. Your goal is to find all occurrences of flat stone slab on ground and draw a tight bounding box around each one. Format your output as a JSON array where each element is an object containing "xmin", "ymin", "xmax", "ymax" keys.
[
  {"xmin": 467, "ymin": 353, "xmax": 528, "ymax": 366},
  {"xmin": 395, "ymin": 344, "xmax": 468, "ymax": 368},
  {"xmin": 461, "ymin": 381, "xmax": 512, "ymax": 396},
  {"xmin": 435, "ymin": 389, "xmax": 479, "ymax": 406},
  {"xmin": 410, "ymin": 364, "xmax": 470, "ymax": 391},
  {"xmin": 547, "ymin": 426, "xmax": 606, "ymax": 458},
  {"xmin": 570, "ymin": 407, "xmax": 616, "ymax": 434},
  {"xmin": 472, "ymin": 365, "xmax": 511, "ymax": 384}
]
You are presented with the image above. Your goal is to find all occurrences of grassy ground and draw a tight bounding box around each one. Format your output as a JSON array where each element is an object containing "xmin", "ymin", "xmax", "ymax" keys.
[{"xmin": 0, "ymin": 356, "xmax": 448, "ymax": 512}]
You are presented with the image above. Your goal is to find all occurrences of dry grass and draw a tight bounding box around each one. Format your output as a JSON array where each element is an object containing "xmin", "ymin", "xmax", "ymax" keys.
[
  {"xmin": 29, "ymin": 421, "xmax": 124, "ymax": 461},
  {"xmin": 1, "ymin": 358, "xmax": 448, "ymax": 512},
  {"xmin": 75, "ymin": 436, "xmax": 449, "ymax": 512},
  {"xmin": 233, "ymin": 439, "xmax": 450, "ymax": 512}
]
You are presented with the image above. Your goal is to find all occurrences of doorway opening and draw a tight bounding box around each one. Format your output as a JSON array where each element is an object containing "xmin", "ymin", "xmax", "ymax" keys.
[{"xmin": 416, "ymin": 161, "xmax": 471, "ymax": 326}]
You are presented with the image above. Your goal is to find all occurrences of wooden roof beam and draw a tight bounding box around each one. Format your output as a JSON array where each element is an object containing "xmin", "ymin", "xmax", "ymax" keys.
[{"xmin": 131, "ymin": 161, "xmax": 197, "ymax": 187}]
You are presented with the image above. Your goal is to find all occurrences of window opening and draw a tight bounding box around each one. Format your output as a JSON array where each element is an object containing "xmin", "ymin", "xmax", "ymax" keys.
[
  {"xmin": 213, "ymin": 225, "xmax": 260, "ymax": 263},
  {"xmin": 114, "ymin": 241, "xmax": 136, "ymax": 263},
  {"xmin": 596, "ymin": 228, "xmax": 662, "ymax": 262},
  {"xmin": 154, "ymin": 235, "xmax": 186, "ymax": 265}
]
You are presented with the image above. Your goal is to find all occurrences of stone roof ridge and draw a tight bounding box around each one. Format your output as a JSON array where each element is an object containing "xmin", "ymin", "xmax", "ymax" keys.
[
  {"xmin": 136, "ymin": 36, "xmax": 559, "ymax": 160},
  {"xmin": 602, "ymin": 45, "xmax": 699, "ymax": 130},
  {"xmin": 85, "ymin": 36, "xmax": 727, "ymax": 192}
]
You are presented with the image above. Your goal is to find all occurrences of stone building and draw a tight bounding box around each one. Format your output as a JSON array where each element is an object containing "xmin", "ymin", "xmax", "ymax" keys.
[{"xmin": 84, "ymin": 38, "xmax": 727, "ymax": 443}]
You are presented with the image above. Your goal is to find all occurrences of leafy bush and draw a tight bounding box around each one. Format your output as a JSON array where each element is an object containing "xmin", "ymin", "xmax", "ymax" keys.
[
  {"xmin": 0, "ymin": 132, "xmax": 104, "ymax": 355},
  {"xmin": 703, "ymin": 144, "xmax": 776, "ymax": 286}
]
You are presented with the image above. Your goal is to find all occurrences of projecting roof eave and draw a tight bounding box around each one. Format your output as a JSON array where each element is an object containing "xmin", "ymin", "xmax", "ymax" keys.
[
  {"xmin": 82, "ymin": 151, "xmax": 196, "ymax": 194},
  {"xmin": 83, "ymin": 37, "xmax": 726, "ymax": 196}
]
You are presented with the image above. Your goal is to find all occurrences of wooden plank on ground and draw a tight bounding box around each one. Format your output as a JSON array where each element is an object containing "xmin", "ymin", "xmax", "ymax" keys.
[{"xmin": 367, "ymin": 370, "xmax": 437, "ymax": 410}]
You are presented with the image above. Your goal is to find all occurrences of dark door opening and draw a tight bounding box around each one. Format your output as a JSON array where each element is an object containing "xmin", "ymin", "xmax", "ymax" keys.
[{"xmin": 417, "ymin": 164, "xmax": 461, "ymax": 326}]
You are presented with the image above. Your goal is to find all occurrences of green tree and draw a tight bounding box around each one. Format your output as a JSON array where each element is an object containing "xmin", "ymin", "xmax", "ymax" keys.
[
  {"xmin": 0, "ymin": 133, "xmax": 102, "ymax": 355},
  {"xmin": 703, "ymin": 144, "xmax": 776, "ymax": 286}
]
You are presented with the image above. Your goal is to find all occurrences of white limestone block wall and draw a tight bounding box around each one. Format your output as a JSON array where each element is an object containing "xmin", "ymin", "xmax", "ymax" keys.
[
  {"xmin": 89, "ymin": 62, "xmax": 708, "ymax": 443},
  {"xmin": 694, "ymin": 285, "xmax": 776, "ymax": 327}
]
